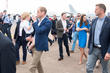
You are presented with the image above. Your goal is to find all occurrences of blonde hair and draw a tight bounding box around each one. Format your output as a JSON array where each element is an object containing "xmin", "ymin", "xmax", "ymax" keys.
[{"xmin": 21, "ymin": 12, "xmax": 30, "ymax": 20}]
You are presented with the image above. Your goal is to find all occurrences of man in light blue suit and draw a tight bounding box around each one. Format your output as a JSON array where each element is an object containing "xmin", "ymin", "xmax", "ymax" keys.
[{"xmin": 29, "ymin": 7, "xmax": 52, "ymax": 73}]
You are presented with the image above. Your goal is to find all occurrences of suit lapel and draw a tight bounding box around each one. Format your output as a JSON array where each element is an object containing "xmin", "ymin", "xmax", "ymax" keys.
[
  {"xmin": 18, "ymin": 22, "xmax": 21, "ymax": 34},
  {"xmin": 92, "ymin": 18, "xmax": 98, "ymax": 37},
  {"xmin": 91, "ymin": 18, "xmax": 98, "ymax": 42},
  {"xmin": 100, "ymin": 16, "xmax": 107, "ymax": 36},
  {"xmin": 60, "ymin": 19, "xmax": 63, "ymax": 28},
  {"xmin": 39, "ymin": 17, "xmax": 46, "ymax": 27}
]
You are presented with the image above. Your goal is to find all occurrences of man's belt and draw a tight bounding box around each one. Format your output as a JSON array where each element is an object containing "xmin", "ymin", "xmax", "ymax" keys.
[{"xmin": 93, "ymin": 45, "xmax": 101, "ymax": 49}]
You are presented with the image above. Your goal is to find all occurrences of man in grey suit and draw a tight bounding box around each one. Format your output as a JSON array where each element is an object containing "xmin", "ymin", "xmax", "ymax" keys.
[{"xmin": 56, "ymin": 12, "xmax": 70, "ymax": 61}]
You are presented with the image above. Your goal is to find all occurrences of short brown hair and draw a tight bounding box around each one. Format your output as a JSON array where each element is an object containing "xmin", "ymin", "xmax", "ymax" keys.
[
  {"xmin": 61, "ymin": 12, "xmax": 66, "ymax": 16},
  {"xmin": 39, "ymin": 6, "xmax": 47, "ymax": 14},
  {"xmin": 96, "ymin": 4, "xmax": 106, "ymax": 13}
]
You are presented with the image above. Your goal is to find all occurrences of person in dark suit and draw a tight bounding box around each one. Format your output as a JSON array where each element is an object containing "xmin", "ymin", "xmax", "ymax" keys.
[
  {"xmin": 51, "ymin": 15, "xmax": 58, "ymax": 41},
  {"xmin": 29, "ymin": 7, "xmax": 52, "ymax": 73},
  {"xmin": 56, "ymin": 12, "xmax": 70, "ymax": 61},
  {"xmin": 14, "ymin": 16, "xmax": 27, "ymax": 65},
  {"xmin": 86, "ymin": 4, "xmax": 110, "ymax": 73},
  {"xmin": 0, "ymin": 32, "xmax": 16, "ymax": 73}
]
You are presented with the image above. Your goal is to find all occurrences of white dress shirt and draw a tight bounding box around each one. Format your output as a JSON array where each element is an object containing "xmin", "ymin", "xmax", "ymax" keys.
[
  {"xmin": 19, "ymin": 20, "xmax": 34, "ymax": 36},
  {"xmin": 38, "ymin": 16, "xmax": 46, "ymax": 26},
  {"xmin": 61, "ymin": 19, "xmax": 67, "ymax": 33}
]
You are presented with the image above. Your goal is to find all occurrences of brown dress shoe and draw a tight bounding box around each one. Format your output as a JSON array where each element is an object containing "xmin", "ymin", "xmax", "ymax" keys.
[
  {"xmin": 16, "ymin": 61, "xmax": 20, "ymax": 65},
  {"xmin": 70, "ymin": 50, "xmax": 74, "ymax": 53},
  {"xmin": 22, "ymin": 61, "xmax": 27, "ymax": 65}
]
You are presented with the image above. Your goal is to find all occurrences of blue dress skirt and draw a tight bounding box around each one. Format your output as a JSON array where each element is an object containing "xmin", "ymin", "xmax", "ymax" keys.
[{"xmin": 78, "ymin": 22, "xmax": 90, "ymax": 48}]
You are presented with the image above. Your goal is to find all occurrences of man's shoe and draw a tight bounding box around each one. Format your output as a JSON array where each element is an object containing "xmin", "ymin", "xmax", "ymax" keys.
[
  {"xmin": 58, "ymin": 58, "xmax": 63, "ymax": 61},
  {"xmin": 67, "ymin": 53, "xmax": 70, "ymax": 57},
  {"xmin": 70, "ymin": 50, "xmax": 74, "ymax": 53},
  {"xmin": 68, "ymin": 54, "xmax": 70, "ymax": 57},
  {"xmin": 22, "ymin": 61, "xmax": 27, "ymax": 65},
  {"xmin": 50, "ymin": 40, "xmax": 54, "ymax": 46},
  {"xmin": 16, "ymin": 61, "xmax": 20, "ymax": 65}
]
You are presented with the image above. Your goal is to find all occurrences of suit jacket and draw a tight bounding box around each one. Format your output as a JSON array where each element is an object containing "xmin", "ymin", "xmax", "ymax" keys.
[
  {"xmin": 88, "ymin": 16, "xmax": 110, "ymax": 58},
  {"xmin": 33, "ymin": 17, "xmax": 52, "ymax": 51},
  {"xmin": 0, "ymin": 32, "xmax": 16, "ymax": 73},
  {"xmin": 14, "ymin": 20, "xmax": 26, "ymax": 41},
  {"xmin": 56, "ymin": 19, "xmax": 69, "ymax": 38}
]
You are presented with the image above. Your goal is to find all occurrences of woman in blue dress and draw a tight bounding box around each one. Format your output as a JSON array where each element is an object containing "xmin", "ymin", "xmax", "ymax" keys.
[{"xmin": 76, "ymin": 14, "xmax": 90, "ymax": 64}]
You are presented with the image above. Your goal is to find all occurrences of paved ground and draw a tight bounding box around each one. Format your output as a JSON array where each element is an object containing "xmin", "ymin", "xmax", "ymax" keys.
[{"xmin": 11, "ymin": 22, "xmax": 110, "ymax": 73}]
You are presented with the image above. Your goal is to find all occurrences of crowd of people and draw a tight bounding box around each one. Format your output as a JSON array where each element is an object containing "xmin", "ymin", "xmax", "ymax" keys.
[{"xmin": 0, "ymin": 3, "xmax": 110, "ymax": 73}]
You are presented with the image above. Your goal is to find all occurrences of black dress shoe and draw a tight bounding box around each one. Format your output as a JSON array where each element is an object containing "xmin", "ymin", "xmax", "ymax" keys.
[
  {"xmin": 50, "ymin": 42, "xmax": 52, "ymax": 46},
  {"xmin": 55, "ymin": 37, "xmax": 57, "ymax": 41},
  {"xmin": 58, "ymin": 58, "xmax": 63, "ymax": 61},
  {"xmin": 50, "ymin": 40, "xmax": 54, "ymax": 46},
  {"xmin": 67, "ymin": 53, "xmax": 70, "ymax": 56}
]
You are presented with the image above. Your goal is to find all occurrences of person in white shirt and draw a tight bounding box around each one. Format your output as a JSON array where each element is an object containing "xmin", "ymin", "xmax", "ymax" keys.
[
  {"xmin": 15, "ymin": 12, "xmax": 34, "ymax": 65},
  {"xmin": 20, "ymin": 12, "xmax": 34, "ymax": 38}
]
